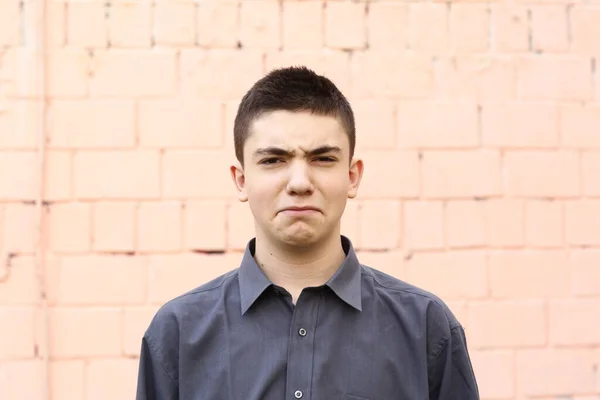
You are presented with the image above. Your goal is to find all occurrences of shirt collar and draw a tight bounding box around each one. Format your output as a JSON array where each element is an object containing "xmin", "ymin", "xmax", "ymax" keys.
[{"xmin": 238, "ymin": 235, "xmax": 363, "ymax": 315}]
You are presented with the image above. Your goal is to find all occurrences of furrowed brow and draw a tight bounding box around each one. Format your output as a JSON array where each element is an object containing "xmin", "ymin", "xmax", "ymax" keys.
[
  {"xmin": 306, "ymin": 145, "xmax": 342, "ymax": 156},
  {"xmin": 253, "ymin": 147, "xmax": 295, "ymax": 158}
]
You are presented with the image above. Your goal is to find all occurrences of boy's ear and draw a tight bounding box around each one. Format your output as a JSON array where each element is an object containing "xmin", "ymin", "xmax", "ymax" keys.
[
  {"xmin": 230, "ymin": 161, "xmax": 248, "ymax": 202},
  {"xmin": 347, "ymin": 157, "xmax": 364, "ymax": 199}
]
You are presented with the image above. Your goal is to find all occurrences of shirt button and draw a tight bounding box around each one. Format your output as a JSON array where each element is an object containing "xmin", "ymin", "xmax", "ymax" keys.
[
  {"xmin": 294, "ymin": 390, "xmax": 303, "ymax": 399},
  {"xmin": 298, "ymin": 328, "xmax": 307, "ymax": 337}
]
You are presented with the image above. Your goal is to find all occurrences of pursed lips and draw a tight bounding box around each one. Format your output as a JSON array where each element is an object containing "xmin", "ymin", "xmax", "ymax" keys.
[{"xmin": 279, "ymin": 206, "xmax": 321, "ymax": 214}]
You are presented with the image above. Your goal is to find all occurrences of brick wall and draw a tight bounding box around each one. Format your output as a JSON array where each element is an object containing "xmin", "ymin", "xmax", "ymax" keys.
[{"xmin": 1, "ymin": 0, "xmax": 599, "ymax": 399}]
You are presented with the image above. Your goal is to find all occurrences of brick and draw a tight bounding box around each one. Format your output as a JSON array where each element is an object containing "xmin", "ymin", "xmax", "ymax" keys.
[
  {"xmin": 468, "ymin": 300, "xmax": 546, "ymax": 348},
  {"xmin": 180, "ymin": 49, "xmax": 264, "ymax": 100},
  {"xmin": 565, "ymin": 200, "xmax": 600, "ymax": 246},
  {"xmin": 224, "ymin": 100, "xmax": 239, "ymax": 151},
  {"xmin": 0, "ymin": 0, "xmax": 20, "ymax": 46},
  {"xmin": 51, "ymin": 361, "xmax": 85, "ymax": 400},
  {"xmin": 2, "ymin": 204, "xmax": 36, "ymax": 253},
  {"xmin": 138, "ymin": 99, "xmax": 223, "ymax": 148},
  {"xmin": 90, "ymin": 50, "xmax": 177, "ymax": 97},
  {"xmin": 485, "ymin": 199, "xmax": 524, "ymax": 248},
  {"xmin": 44, "ymin": 151, "xmax": 72, "ymax": 201},
  {"xmin": 227, "ymin": 201, "xmax": 255, "ymax": 251},
  {"xmin": 445, "ymin": 301, "xmax": 468, "ymax": 328},
  {"xmin": 0, "ymin": 361, "xmax": 43, "ymax": 400},
  {"xmin": 0, "ymin": 48, "xmax": 40, "ymax": 98},
  {"xmin": 50, "ymin": 308, "xmax": 122, "ymax": 357},
  {"xmin": 530, "ymin": 6, "xmax": 569, "ymax": 52},
  {"xmin": 54, "ymin": 255, "xmax": 146, "ymax": 305},
  {"xmin": 123, "ymin": 307, "xmax": 159, "ymax": 356},
  {"xmin": 481, "ymin": 103, "xmax": 559, "ymax": 148},
  {"xmin": 504, "ymin": 151, "xmax": 580, "ymax": 197},
  {"xmin": 489, "ymin": 250, "xmax": 569, "ymax": 298},
  {"xmin": 325, "ymin": 2, "xmax": 365, "ymax": 50},
  {"xmin": 397, "ymin": 101, "xmax": 478, "ymax": 148},
  {"xmin": 445, "ymin": 200, "xmax": 486, "ymax": 248},
  {"xmin": 450, "ymin": 5, "xmax": 490, "ymax": 53},
  {"xmin": 93, "ymin": 202, "xmax": 136, "ymax": 252},
  {"xmin": 74, "ymin": 150, "xmax": 160, "ymax": 199},
  {"xmin": 351, "ymin": 51, "xmax": 433, "ymax": 99},
  {"xmin": 408, "ymin": 4, "xmax": 448, "ymax": 54},
  {"xmin": 0, "ymin": 256, "xmax": 38, "ymax": 305},
  {"xmin": 240, "ymin": 1, "xmax": 280, "ymax": 49},
  {"xmin": 154, "ymin": 2, "xmax": 195, "ymax": 46},
  {"xmin": 517, "ymin": 56, "xmax": 592, "ymax": 101},
  {"xmin": 0, "ymin": 203, "xmax": 4, "ymax": 252},
  {"xmin": 403, "ymin": 201, "xmax": 444, "ymax": 250},
  {"xmin": 197, "ymin": 1, "xmax": 238, "ymax": 48},
  {"xmin": 356, "ymin": 250, "xmax": 405, "ymax": 280},
  {"xmin": 405, "ymin": 251, "xmax": 488, "ymax": 300},
  {"xmin": 48, "ymin": 49, "xmax": 89, "ymax": 97},
  {"xmin": 0, "ymin": 100, "xmax": 40, "ymax": 149},
  {"xmin": 86, "ymin": 359, "xmax": 138, "ymax": 400},
  {"xmin": 571, "ymin": 6, "xmax": 600, "ymax": 56},
  {"xmin": 517, "ymin": 349, "xmax": 597, "ymax": 396},
  {"xmin": 48, "ymin": 203, "xmax": 91, "ymax": 253},
  {"xmin": 283, "ymin": 1, "xmax": 323, "ymax": 50},
  {"xmin": 560, "ymin": 104, "xmax": 600, "ymax": 148},
  {"xmin": 469, "ymin": 351, "xmax": 514, "ymax": 399},
  {"xmin": 67, "ymin": 1, "xmax": 107, "ymax": 48},
  {"xmin": 583, "ymin": 152, "xmax": 600, "ymax": 196},
  {"xmin": 355, "ymin": 151, "xmax": 419, "ymax": 199},
  {"xmin": 0, "ymin": 307, "xmax": 35, "ymax": 359},
  {"xmin": 19, "ymin": 0, "xmax": 36, "ymax": 46},
  {"xmin": 0, "ymin": 152, "xmax": 37, "ymax": 200},
  {"xmin": 525, "ymin": 200, "xmax": 563, "ymax": 247},
  {"xmin": 357, "ymin": 250, "xmax": 406, "ymax": 279},
  {"xmin": 367, "ymin": 3, "xmax": 408, "ymax": 50},
  {"xmin": 49, "ymin": 100, "xmax": 135, "ymax": 148},
  {"xmin": 491, "ymin": 4, "xmax": 529, "ymax": 52},
  {"xmin": 360, "ymin": 201, "xmax": 401, "ymax": 250},
  {"xmin": 148, "ymin": 253, "xmax": 240, "ymax": 303},
  {"xmin": 570, "ymin": 250, "xmax": 600, "ymax": 296},
  {"xmin": 353, "ymin": 100, "xmax": 395, "ymax": 150},
  {"xmin": 184, "ymin": 200, "xmax": 227, "ymax": 251},
  {"xmin": 162, "ymin": 150, "xmax": 236, "ymax": 199},
  {"xmin": 108, "ymin": 2, "xmax": 152, "ymax": 48},
  {"xmin": 421, "ymin": 150, "xmax": 502, "ymax": 198},
  {"xmin": 47, "ymin": 2, "xmax": 66, "ymax": 47},
  {"xmin": 265, "ymin": 50, "xmax": 351, "ymax": 97},
  {"xmin": 433, "ymin": 56, "xmax": 516, "ymax": 101},
  {"xmin": 137, "ymin": 202, "xmax": 182, "ymax": 252},
  {"xmin": 340, "ymin": 200, "xmax": 360, "ymax": 248}
]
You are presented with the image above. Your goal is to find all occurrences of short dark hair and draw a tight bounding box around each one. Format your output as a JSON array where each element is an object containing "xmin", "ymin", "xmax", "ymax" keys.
[{"xmin": 233, "ymin": 66, "xmax": 356, "ymax": 166}]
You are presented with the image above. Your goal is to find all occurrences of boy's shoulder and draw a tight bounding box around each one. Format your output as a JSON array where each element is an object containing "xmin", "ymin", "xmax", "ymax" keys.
[{"xmin": 360, "ymin": 264, "xmax": 462, "ymax": 329}]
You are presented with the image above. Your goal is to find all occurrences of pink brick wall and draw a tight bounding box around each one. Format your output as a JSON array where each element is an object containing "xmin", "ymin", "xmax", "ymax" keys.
[{"xmin": 1, "ymin": 0, "xmax": 599, "ymax": 399}]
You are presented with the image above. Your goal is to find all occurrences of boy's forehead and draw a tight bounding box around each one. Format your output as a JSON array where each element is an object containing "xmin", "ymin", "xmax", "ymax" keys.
[{"xmin": 246, "ymin": 111, "xmax": 348, "ymax": 148}]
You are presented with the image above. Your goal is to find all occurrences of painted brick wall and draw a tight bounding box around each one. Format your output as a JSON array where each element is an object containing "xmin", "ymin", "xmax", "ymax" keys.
[{"xmin": 1, "ymin": 0, "xmax": 599, "ymax": 399}]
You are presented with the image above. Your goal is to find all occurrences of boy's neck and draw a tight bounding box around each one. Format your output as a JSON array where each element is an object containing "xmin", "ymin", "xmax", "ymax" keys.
[{"xmin": 252, "ymin": 232, "xmax": 346, "ymax": 304}]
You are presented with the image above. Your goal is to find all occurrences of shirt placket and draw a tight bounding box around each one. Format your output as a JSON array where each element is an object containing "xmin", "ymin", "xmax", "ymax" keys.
[{"xmin": 285, "ymin": 290, "xmax": 321, "ymax": 400}]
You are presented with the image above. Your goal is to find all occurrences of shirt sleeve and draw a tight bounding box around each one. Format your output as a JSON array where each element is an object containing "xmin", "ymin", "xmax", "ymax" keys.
[
  {"xmin": 428, "ymin": 325, "xmax": 480, "ymax": 400},
  {"xmin": 136, "ymin": 336, "xmax": 179, "ymax": 400}
]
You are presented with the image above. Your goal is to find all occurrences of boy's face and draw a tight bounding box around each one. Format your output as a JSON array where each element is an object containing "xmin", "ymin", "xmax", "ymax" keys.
[{"xmin": 231, "ymin": 110, "xmax": 363, "ymax": 249}]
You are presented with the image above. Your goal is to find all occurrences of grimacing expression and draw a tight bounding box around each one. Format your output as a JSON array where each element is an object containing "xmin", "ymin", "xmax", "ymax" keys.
[{"xmin": 231, "ymin": 110, "xmax": 363, "ymax": 248}]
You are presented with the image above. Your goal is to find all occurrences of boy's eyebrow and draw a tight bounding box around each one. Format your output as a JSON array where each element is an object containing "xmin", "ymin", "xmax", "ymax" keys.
[{"xmin": 253, "ymin": 145, "xmax": 342, "ymax": 158}]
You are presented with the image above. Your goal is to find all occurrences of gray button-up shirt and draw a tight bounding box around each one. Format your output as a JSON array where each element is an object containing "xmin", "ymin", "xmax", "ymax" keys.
[{"xmin": 136, "ymin": 236, "xmax": 480, "ymax": 400}]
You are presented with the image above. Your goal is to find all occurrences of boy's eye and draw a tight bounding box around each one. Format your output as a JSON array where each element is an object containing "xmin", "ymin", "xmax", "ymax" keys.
[
  {"xmin": 315, "ymin": 157, "xmax": 336, "ymax": 162},
  {"xmin": 260, "ymin": 158, "xmax": 282, "ymax": 165}
]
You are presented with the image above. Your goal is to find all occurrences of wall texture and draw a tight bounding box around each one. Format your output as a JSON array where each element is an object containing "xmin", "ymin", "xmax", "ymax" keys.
[{"xmin": 1, "ymin": 0, "xmax": 599, "ymax": 399}]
